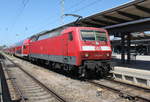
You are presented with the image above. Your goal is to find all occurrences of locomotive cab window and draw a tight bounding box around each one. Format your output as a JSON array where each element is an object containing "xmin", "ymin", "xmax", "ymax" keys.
[
  {"xmin": 80, "ymin": 30, "xmax": 107, "ymax": 41},
  {"xmin": 69, "ymin": 32, "xmax": 73, "ymax": 41}
]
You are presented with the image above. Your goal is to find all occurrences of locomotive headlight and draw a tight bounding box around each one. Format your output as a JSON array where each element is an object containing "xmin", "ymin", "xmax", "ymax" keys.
[
  {"xmin": 106, "ymin": 53, "xmax": 109, "ymax": 57},
  {"xmin": 85, "ymin": 53, "xmax": 89, "ymax": 57}
]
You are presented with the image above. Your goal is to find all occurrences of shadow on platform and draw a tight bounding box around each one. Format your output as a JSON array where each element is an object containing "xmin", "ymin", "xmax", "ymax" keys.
[{"xmin": 112, "ymin": 58, "xmax": 150, "ymax": 71}]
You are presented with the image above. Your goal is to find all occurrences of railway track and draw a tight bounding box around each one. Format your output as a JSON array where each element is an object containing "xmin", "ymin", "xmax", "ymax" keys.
[
  {"xmin": 87, "ymin": 79, "xmax": 150, "ymax": 102},
  {"xmin": 1, "ymin": 53, "xmax": 150, "ymax": 102},
  {"xmin": 0, "ymin": 54, "xmax": 68, "ymax": 102}
]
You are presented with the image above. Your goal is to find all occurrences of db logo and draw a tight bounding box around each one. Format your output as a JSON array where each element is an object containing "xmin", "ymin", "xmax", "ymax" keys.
[{"xmin": 95, "ymin": 47, "xmax": 100, "ymax": 50}]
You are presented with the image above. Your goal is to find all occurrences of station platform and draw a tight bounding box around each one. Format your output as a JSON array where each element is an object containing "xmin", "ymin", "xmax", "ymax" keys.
[
  {"xmin": 112, "ymin": 54, "xmax": 150, "ymax": 70},
  {"xmin": 111, "ymin": 54, "xmax": 150, "ymax": 89}
]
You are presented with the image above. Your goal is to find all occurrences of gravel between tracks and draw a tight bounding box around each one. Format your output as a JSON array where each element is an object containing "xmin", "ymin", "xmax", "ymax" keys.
[{"xmin": 5, "ymin": 54, "xmax": 131, "ymax": 102}]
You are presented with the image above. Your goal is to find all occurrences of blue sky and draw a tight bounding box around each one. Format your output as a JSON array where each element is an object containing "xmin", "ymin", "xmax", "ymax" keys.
[{"xmin": 0, "ymin": 0, "xmax": 131, "ymax": 46}]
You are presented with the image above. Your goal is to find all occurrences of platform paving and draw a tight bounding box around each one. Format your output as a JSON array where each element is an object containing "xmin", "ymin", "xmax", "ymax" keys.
[
  {"xmin": 112, "ymin": 54, "xmax": 150, "ymax": 70},
  {"xmin": 111, "ymin": 54, "xmax": 150, "ymax": 88}
]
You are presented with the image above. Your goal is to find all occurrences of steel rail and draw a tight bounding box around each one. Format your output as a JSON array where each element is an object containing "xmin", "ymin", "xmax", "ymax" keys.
[
  {"xmin": 105, "ymin": 78, "xmax": 150, "ymax": 102},
  {"xmin": 87, "ymin": 80, "xmax": 150, "ymax": 102},
  {"xmin": 5, "ymin": 69, "xmax": 27, "ymax": 102},
  {"xmin": 6, "ymin": 76, "xmax": 27, "ymax": 102},
  {"xmin": 4, "ymin": 55, "xmax": 68, "ymax": 102},
  {"xmin": 0, "ymin": 55, "xmax": 26, "ymax": 102},
  {"xmin": 105, "ymin": 78, "xmax": 150, "ymax": 91},
  {"xmin": 0, "ymin": 54, "xmax": 12, "ymax": 102}
]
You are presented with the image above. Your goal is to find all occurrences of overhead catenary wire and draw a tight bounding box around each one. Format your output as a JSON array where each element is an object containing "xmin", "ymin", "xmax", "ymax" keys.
[
  {"xmin": 49, "ymin": 0, "xmax": 103, "ymax": 24},
  {"xmin": 25, "ymin": 0, "xmax": 104, "ymax": 36},
  {"xmin": 27, "ymin": 17, "xmax": 60, "ymax": 37},
  {"xmin": 68, "ymin": 0, "xmax": 103, "ymax": 13},
  {"xmin": 10, "ymin": 0, "xmax": 30, "ymax": 32},
  {"xmin": 66, "ymin": 0, "xmax": 88, "ymax": 12}
]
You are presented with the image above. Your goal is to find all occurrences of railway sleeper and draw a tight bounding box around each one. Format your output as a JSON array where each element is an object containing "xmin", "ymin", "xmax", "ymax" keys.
[{"xmin": 119, "ymin": 92, "xmax": 137, "ymax": 101}]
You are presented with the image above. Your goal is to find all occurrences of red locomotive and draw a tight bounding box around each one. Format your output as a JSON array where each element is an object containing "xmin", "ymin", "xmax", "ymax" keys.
[{"xmin": 4, "ymin": 26, "xmax": 112, "ymax": 78}]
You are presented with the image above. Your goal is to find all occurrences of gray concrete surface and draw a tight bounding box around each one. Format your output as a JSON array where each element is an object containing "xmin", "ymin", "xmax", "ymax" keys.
[
  {"xmin": 112, "ymin": 54, "xmax": 150, "ymax": 71},
  {"xmin": 111, "ymin": 54, "xmax": 150, "ymax": 88}
]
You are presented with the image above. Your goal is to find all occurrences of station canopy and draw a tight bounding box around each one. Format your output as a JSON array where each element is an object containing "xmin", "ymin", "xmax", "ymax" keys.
[
  {"xmin": 39, "ymin": 0, "xmax": 150, "ymax": 36},
  {"xmin": 66, "ymin": 0, "xmax": 150, "ymax": 33}
]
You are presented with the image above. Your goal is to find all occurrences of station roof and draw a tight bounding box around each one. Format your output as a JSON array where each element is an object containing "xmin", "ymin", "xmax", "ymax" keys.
[
  {"xmin": 67, "ymin": 0, "xmax": 150, "ymax": 33},
  {"xmin": 36, "ymin": 0, "xmax": 150, "ymax": 36}
]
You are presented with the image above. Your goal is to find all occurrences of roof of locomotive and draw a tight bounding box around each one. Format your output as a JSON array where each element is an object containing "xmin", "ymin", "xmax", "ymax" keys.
[
  {"xmin": 30, "ymin": 26, "xmax": 107, "ymax": 38},
  {"xmin": 31, "ymin": 26, "xmax": 68, "ymax": 37}
]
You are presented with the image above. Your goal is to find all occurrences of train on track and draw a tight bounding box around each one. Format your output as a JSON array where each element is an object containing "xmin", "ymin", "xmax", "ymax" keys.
[{"xmin": 4, "ymin": 26, "xmax": 112, "ymax": 78}]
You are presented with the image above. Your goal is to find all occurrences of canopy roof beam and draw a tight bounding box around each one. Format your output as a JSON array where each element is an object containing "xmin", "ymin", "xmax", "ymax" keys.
[
  {"xmin": 135, "ymin": 5, "xmax": 150, "ymax": 14},
  {"xmin": 90, "ymin": 18, "xmax": 115, "ymax": 25},
  {"xmin": 103, "ymin": 15, "xmax": 128, "ymax": 23},
  {"xmin": 81, "ymin": 21, "xmax": 102, "ymax": 27},
  {"xmin": 117, "ymin": 11, "xmax": 141, "ymax": 20}
]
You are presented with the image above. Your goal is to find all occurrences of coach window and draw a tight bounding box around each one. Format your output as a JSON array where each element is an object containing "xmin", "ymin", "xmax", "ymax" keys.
[
  {"xmin": 23, "ymin": 45, "xmax": 26, "ymax": 49},
  {"xmin": 38, "ymin": 34, "xmax": 50, "ymax": 41},
  {"xmin": 69, "ymin": 32, "xmax": 73, "ymax": 41}
]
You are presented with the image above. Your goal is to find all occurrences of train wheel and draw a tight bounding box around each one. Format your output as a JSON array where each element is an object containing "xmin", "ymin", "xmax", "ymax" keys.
[
  {"xmin": 63, "ymin": 64, "xmax": 69, "ymax": 72},
  {"xmin": 102, "ymin": 63, "xmax": 110, "ymax": 77},
  {"xmin": 79, "ymin": 66, "xmax": 88, "ymax": 78},
  {"xmin": 72, "ymin": 68, "xmax": 79, "ymax": 76},
  {"xmin": 51, "ymin": 62, "xmax": 56, "ymax": 70},
  {"xmin": 48, "ymin": 62, "xmax": 53, "ymax": 69},
  {"xmin": 95, "ymin": 66, "xmax": 104, "ymax": 78}
]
